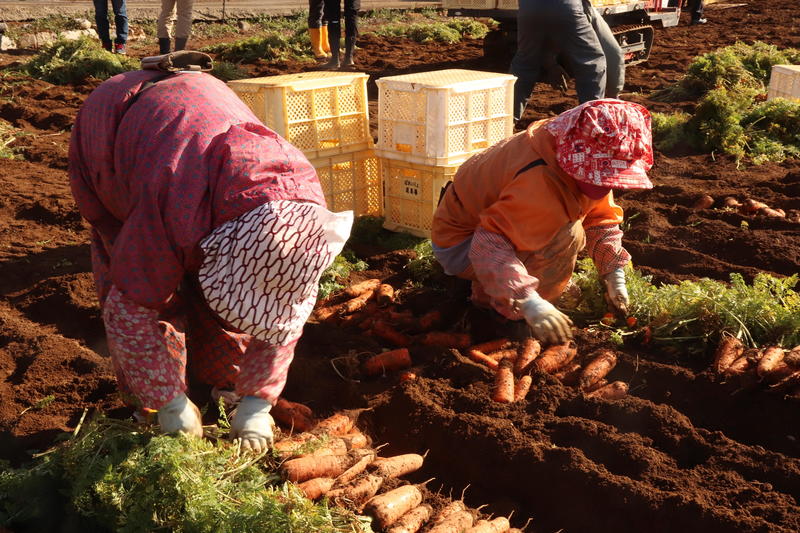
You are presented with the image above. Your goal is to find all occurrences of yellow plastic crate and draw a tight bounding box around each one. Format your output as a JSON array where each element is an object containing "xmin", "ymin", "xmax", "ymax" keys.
[
  {"xmin": 228, "ymin": 72, "xmax": 372, "ymax": 160},
  {"xmin": 379, "ymin": 153, "xmax": 460, "ymax": 238},
  {"xmin": 495, "ymin": 0, "xmax": 517, "ymax": 8},
  {"xmin": 443, "ymin": 0, "xmax": 497, "ymax": 9},
  {"xmin": 376, "ymin": 69, "xmax": 515, "ymax": 166},
  {"xmin": 310, "ymin": 149, "xmax": 382, "ymax": 217},
  {"xmin": 767, "ymin": 65, "xmax": 800, "ymax": 102}
]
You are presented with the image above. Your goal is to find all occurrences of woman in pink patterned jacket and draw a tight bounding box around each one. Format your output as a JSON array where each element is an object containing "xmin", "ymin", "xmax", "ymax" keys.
[{"xmin": 69, "ymin": 70, "xmax": 352, "ymax": 452}]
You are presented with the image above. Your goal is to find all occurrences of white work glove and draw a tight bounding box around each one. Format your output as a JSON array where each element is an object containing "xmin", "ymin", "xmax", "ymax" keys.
[
  {"xmin": 157, "ymin": 393, "xmax": 203, "ymax": 438},
  {"xmin": 230, "ymin": 396, "xmax": 275, "ymax": 453},
  {"xmin": 603, "ymin": 268, "xmax": 629, "ymax": 314},
  {"xmin": 519, "ymin": 291, "xmax": 574, "ymax": 344}
]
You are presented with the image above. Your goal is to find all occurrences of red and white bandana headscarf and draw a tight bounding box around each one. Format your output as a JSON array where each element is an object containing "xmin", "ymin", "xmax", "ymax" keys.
[
  {"xmin": 198, "ymin": 200, "xmax": 352, "ymax": 346},
  {"xmin": 544, "ymin": 99, "xmax": 654, "ymax": 189}
]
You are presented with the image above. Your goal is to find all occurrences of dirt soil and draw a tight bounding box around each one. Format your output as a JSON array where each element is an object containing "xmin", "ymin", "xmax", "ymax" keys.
[{"xmin": 1, "ymin": 1, "xmax": 800, "ymax": 531}]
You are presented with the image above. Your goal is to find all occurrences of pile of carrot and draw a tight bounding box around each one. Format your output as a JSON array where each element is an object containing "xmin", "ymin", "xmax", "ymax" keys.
[
  {"xmin": 697, "ymin": 195, "xmax": 790, "ymax": 219},
  {"xmin": 711, "ymin": 337, "xmax": 800, "ymax": 396}
]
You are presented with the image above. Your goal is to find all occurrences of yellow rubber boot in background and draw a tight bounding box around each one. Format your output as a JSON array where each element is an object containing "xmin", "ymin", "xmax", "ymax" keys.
[
  {"xmin": 320, "ymin": 24, "xmax": 332, "ymax": 56},
  {"xmin": 309, "ymin": 27, "xmax": 327, "ymax": 60}
]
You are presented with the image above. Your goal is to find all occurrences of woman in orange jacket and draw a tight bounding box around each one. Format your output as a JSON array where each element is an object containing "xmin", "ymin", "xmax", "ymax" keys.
[{"xmin": 432, "ymin": 99, "xmax": 653, "ymax": 344}]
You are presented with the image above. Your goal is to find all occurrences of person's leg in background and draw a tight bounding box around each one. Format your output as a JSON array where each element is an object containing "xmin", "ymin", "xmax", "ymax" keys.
[
  {"xmin": 110, "ymin": 0, "xmax": 128, "ymax": 54},
  {"xmin": 157, "ymin": 0, "xmax": 177, "ymax": 54},
  {"xmin": 173, "ymin": 0, "xmax": 195, "ymax": 51},
  {"xmin": 688, "ymin": 0, "xmax": 706, "ymax": 24},
  {"xmin": 341, "ymin": 0, "xmax": 360, "ymax": 67},
  {"xmin": 589, "ymin": 4, "xmax": 624, "ymax": 98},
  {"xmin": 93, "ymin": 0, "xmax": 112, "ymax": 51},
  {"xmin": 322, "ymin": 0, "xmax": 342, "ymax": 69},
  {"xmin": 560, "ymin": 0, "xmax": 607, "ymax": 103},
  {"xmin": 510, "ymin": 9, "xmax": 547, "ymax": 121},
  {"xmin": 308, "ymin": 0, "xmax": 329, "ymax": 60}
]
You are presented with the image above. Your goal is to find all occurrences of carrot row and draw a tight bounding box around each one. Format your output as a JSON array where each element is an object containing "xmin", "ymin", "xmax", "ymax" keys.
[{"xmin": 711, "ymin": 340, "xmax": 800, "ymax": 396}]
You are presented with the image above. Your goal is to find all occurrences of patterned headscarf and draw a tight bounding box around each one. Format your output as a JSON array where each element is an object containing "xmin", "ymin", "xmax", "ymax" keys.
[{"xmin": 544, "ymin": 99, "xmax": 654, "ymax": 189}]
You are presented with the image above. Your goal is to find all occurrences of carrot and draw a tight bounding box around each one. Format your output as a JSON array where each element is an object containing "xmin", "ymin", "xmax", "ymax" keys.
[
  {"xmin": 626, "ymin": 316, "xmax": 638, "ymax": 328},
  {"xmin": 273, "ymin": 433, "xmax": 314, "ymax": 457},
  {"xmin": 758, "ymin": 207, "xmax": 786, "ymax": 218},
  {"xmin": 298, "ymin": 477, "xmax": 335, "ymax": 500},
  {"xmin": 315, "ymin": 413, "xmax": 354, "ymax": 436},
  {"xmin": 534, "ymin": 341, "xmax": 578, "ymax": 374},
  {"xmin": 487, "ymin": 348, "xmax": 518, "ymax": 362},
  {"xmin": 387, "ymin": 309, "xmax": 417, "ymax": 328},
  {"xmin": 579, "ymin": 350, "xmax": 618, "ymax": 390},
  {"xmin": 768, "ymin": 370, "xmax": 800, "ymax": 393},
  {"xmin": 363, "ymin": 348, "xmax": 412, "ymax": 376},
  {"xmin": 419, "ymin": 331, "xmax": 471, "ymax": 349},
  {"xmin": 513, "ymin": 375, "xmax": 533, "ymax": 402},
  {"xmin": 369, "ymin": 453, "xmax": 425, "ymax": 479},
  {"xmin": 272, "ymin": 398, "xmax": 315, "ymax": 432},
  {"xmin": 364, "ymin": 484, "xmax": 424, "ymax": 529},
  {"xmin": 508, "ymin": 529, "xmax": 525, "ymax": 533},
  {"xmin": 514, "ymin": 338, "xmax": 541, "ymax": 375},
  {"xmin": 470, "ymin": 338, "xmax": 510, "ymax": 354},
  {"xmin": 723, "ymin": 196, "xmax": 741, "ymax": 208},
  {"xmin": 466, "ymin": 517, "xmax": 511, "ymax": 533},
  {"xmin": 553, "ymin": 362, "xmax": 582, "ymax": 386},
  {"xmin": 740, "ymin": 198, "xmax": 769, "ymax": 215},
  {"xmin": 586, "ymin": 381, "xmax": 629, "ymax": 400},
  {"xmin": 763, "ymin": 361, "xmax": 797, "ymax": 384},
  {"xmin": 305, "ymin": 438, "xmax": 348, "ymax": 457},
  {"xmin": 377, "ymin": 284, "xmax": 396, "ymax": 306},
  {"xmin": 492, "ymin": 360, "xmax": 515, "ymax": 404},
  {"xmin": 345, "ymin": 278, "xmax": 382, "ymax": 298},
  {"xmin": 692, "ymin": 194, "xmax": 714, "ymax": 209},
  {"xmin": 386, "ymin": 504, "xmax": 432, "ymax": 533},
  {"xmin": 313, "ymin": 305, "xmax": 340, "ymax": 322},
  {"xmin": 327, "ymin": 474, "xmax": 384, "ymax": 507},
  {"xmin": 341, "ymin": 290, "xmax": 376, "ymax": 315},
  {"xmin": 785, "ymin": 345, "xmax": 800, "ymax": 368},
  {"xmin": 712, "ymin": 335, "xmax": 744, "ymax": 375},
  {"xmin": 336, "ymin": 449, "xmax": 376, "ymax": 485},
  {"xmin": 418, "ymin": 310, "xmax": 442, "ymax": 330},
  {"xmin": 340, "ymin": 431, "xmax": 369, "ymax": 450},
  {"xmin": 583, "ymin": 378, "xmax": 608, "ymax": 393},
  {"xmin": 468, "ymin": 349, "xmax": 500, "ymax": 370},
  {"xmin": 428, "ymin": 510, "xmax": 474, "ymax": 532},
  {"xmin": 723, "ymin": 355, "xmax": 752, "ymax": 378},
  {"xmin": 601, "ymin": 312, "xmax": 616, "ymax": 326},
  {"xmin": 757, "ymin": 346, "xmax": 785, "ymax": 378},
  {"xmin": 282, "ymin": 453, "xmax": 353, "ymax": 483},
  {"xmin": 373, "ymin": 320, "xmax": 412, "ymax": 347}
]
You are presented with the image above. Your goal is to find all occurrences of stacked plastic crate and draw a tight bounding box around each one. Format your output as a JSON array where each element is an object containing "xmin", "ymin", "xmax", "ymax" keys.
[
  {"xmin": 767, "ymin": 65, "xmax": 800, "ymax": 102},
  {"xmin": 375, "ymin": 69, "xmax": 516, "ymax": 237},
  {"xmin": 227, "ymin": 72, "xmax": 382, "ymax": 217}
]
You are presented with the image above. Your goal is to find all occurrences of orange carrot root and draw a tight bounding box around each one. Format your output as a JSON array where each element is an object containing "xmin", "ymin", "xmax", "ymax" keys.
[
  {"xmin": 468, "ymin": 349, "xmax": 500, "ymax": 370},
  {"xmin": 420, "ymin": 331, "xmax": 472, "ymax": 349},
  {"xmin": 418, "ymin": 310, "xmax": 442, "ymax": 330},
  {"xmin": 534, "ymin": 341, "xmax": 578, "ymax": 374},
  {"xmin": 763, "ymin": 361, "xmax": 796, "ymax": 384},
  {"xmin": 327, "ymin": 474, "xmax": 384, "ymax": 507},
  {"xmin": 369, "ymin": 453, "xmax": 425, "ymax": 479},
  {"xmin": 363, "ymin": 348, "xmax": 413, "ymax": 376},
  {"xmin": 298, "ymin": 477, "xmax": 335, "ymax": 500},
  {"xmin": 692, "ymin": 195, "xmax": 714, "ymax": 209},
  {"xmin": 712, "ymin": 335, "xmax": 745, "ymax": 375},
  {"xmin": 336, "ymin": 449, "xmax": 376, "ymax": 485},
  {"xmin": 785, "ymin": 345, "xmax": 800, "ymax": 368},
  {"xmin": 341, "ymin": 290, "xmax": 377, "ymax": 315},
  {"xmin": 315, "ymin": 413, "xmax": 355, "ymax": 436},
  {"xmin": 272, "ymin": 398, "xmax": 315, "ymax": 432},
  {"xmin": 514, "ymin": 337, "xmax": 542, "ymax": 375},
  {"xmin": 429, "ymin": 510, "xmax": 475, "ymax": 532},
  {"xmin": 723, "ymin": 355, "xmax": 752, "ymax": 378},
  {"xmin": 583, "ymin": 378, "xmax": 608, "ymax": 393},
  {"xmin": 345, "ymin": 278, "xmax": 382, "ymax": 298},
  {"xmin": 373, "ymin": 320, "xmax": 412, "ymax": 347},
  {"xmin": 399, "ymin": 371, "xmax": 418, "ymax": 382},
  {"xmin": 723, "ymin": 196, "xmax": 741, "ymax": 208},
  {"xmin": 377, "ymin": 284, "xmax": 396, "ymax": 306},
  {"xmin": 586, "ymin": 381, "xmax": 629, "ymax": 400},
  {"xmin": 492, "ymin": 360, "xmax": 515, "ymax": 404},
  {"xmin": 756, "ymin": 346, "xmax": 785, "ymax": 378},
  {"xmin": 313, "ymin": 305, "xmax": 340, "ymax": 322},
  {"xmin": 386, "ymin": 504, "xmax": 433, "ymax": 533},
  {"xmin": 487, "ymin": 348, "xmax": 518, "ymax": 362},
  {"xmin": 466, "ymin": 517, "xmax": 511, "ymax": 533},
  {"xmin": 740, "ymin": 198, "xmax": 769, "ymax": 215},
  {"xmin": 364, "ymin": 485, "xmax": 424, "ymax": 529},
  {"xmin": 340, "ymin": 431, "xmax": 369, "ymax": 450},
  {"xmin": 553, "ymin": 362, "xmax": 582, "ymax": 386},
  {"xmin": 282, "ymin": 454, "xmax": 352, "ymax": 483},
  {"xmin": 513, "ymin": 375, "xmax": 533, "ymax": 402},
  {"xmin": 470, "ymin": 338, "xmax": 510, "ymax": 354},
  {"xmin": 579, "ymin": 350, "xmax": 618, "ymax": 391}
]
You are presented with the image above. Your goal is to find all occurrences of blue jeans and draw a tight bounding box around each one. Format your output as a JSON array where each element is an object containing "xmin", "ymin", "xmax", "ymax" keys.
[{"xmin": 93, "ymin": 0, "xmax": 128, "ymax": 45}]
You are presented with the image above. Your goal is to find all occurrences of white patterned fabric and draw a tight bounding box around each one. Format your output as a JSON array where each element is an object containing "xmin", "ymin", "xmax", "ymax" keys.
[{"xmin": 198, "ymin": 200, "xmax": 352, "ymax": 345}]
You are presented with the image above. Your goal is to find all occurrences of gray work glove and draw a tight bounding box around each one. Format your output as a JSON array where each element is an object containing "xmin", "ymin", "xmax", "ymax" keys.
[
  {"xmin": 157, "ymin": 393, "xmax": 203, "ymax": 438},
  {"xmin": 230, "ymin": 396, "xmax": 275, "ymax": 453},
  {"xmin": 603, "ymin": 268, "xmax": 629, "ymax": 314},
  {"xmin": 519, "ymin": 291, "xmax": 574, "ymax": 344}
]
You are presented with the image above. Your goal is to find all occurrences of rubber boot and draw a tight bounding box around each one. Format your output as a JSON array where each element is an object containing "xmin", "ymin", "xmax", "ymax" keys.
[
  {"xmin": 341, "ymin": 35, "xmax": 355, "ymax": 68},
  {"xmin": 158, "ymin": 37, "xmax": 171, "ymax": 55},
  {"xmin": 319, "ymin": 23, "xmax": 340, "ymax": 70},
  {"xmin": 320, "ymin": 24, "xmax": 331, "ymax": 55},
  {"xmin": 174, "ymin": 37, "xmax": 188, "ymax": 51},
  {"xmin": 309, "ymin": 28, "xmax": 327, "ymax": 60}
]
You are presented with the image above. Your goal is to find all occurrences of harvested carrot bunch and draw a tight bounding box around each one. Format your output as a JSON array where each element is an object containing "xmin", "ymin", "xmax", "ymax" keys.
[
  {"xmin": 534, "ymin": 341, "xmax": 578, "ymax": 374},
  {"xmin": 362, "ymin": 348, "xmax": 412, "ymax": 376},
  {"xmin": 271, "ymin": 397, "xmax": 315, "ymax": 432}
]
